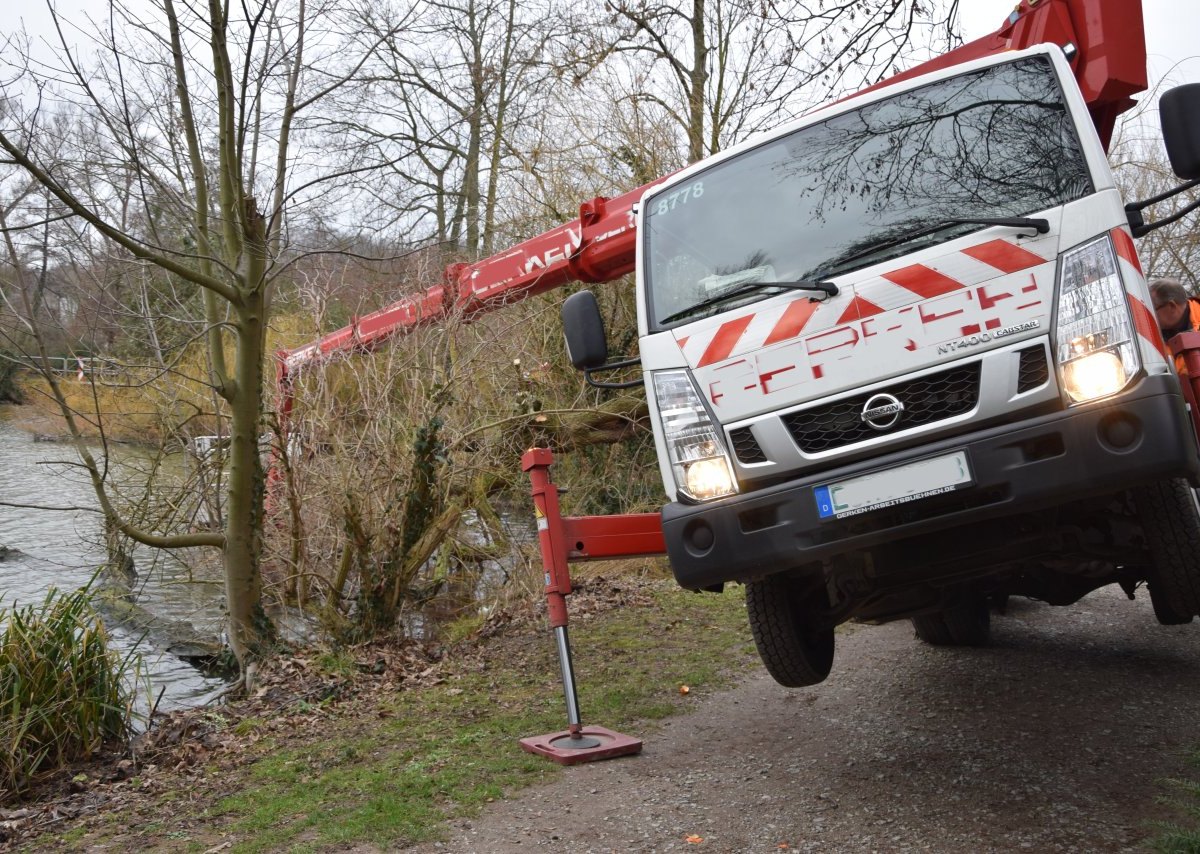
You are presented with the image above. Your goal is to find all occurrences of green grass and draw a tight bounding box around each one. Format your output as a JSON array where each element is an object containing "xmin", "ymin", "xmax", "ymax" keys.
[
  {"xmin": 210, "ymin": 581, "xmax": 755, "ymax": 852},
  {"xmin": 232, "ymin": 717, "xmax": 266, "ymax": 736},
  {"xmin": 1150, "ymin": 749, "xmax": 1200, "ymax": 853},
  {"xmin": 315, "ymin": 650, "xmax": 356, "ymax": 678},
  {"xmin": 0, "ymin": 584, "xmax": 140, "ymax": 802},
  {"xmin": 54, "ymin": 825, "xmax": 88, "ymax": 845}
]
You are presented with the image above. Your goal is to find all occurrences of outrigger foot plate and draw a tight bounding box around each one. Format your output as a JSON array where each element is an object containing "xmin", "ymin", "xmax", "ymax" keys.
[{"xmin": 519, "ymin": 726, "xmax": 643, "ymax": 766}]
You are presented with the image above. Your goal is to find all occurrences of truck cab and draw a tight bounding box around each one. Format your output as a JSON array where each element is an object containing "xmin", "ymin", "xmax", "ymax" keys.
[{"xmin": 565, "ymin": 44, "xmax": 1200, "ymax": 686}]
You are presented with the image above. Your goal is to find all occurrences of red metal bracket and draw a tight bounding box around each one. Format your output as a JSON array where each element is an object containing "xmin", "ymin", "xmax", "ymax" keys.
[{"xmin": 1169, "ymin": 331, "xmax": 1200, "ymax": 441}]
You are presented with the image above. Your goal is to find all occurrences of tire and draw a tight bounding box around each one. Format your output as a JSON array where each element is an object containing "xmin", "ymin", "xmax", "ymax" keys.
[
  {"xmin": 1133, "ymin": 478, "xmax": 1200, "ymax": 625},
  {"xmin": 911, "ymin": 598, "xmax": 991, "ymax": 646},
  {"xmin": 1150, "ymin": 593, "xmax": 1192, "ymax": 626},
  {"xmin": 911, "ymin": 613, "xmax": 956, "ymax": 645},
  {"xmin": 943, "ymin": 598, "xmax": 991, "ymax": 645},
  {"xmin": 745, "ymin": 575, "xmax": 835, "ymax": 687}
]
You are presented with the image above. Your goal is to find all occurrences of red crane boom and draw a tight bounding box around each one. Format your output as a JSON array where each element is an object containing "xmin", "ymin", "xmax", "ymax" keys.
[{"xmin": 277, "ymin": 0, "xmax": 1146, "ymax": 390}]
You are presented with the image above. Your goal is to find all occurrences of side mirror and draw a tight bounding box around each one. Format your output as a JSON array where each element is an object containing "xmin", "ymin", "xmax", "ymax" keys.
[
  {"xmin": 1125, "ymin": 85, "xmax": 1200, "ymax": 237},
  {"xmin": 1161, "ymin": 83, "xmax": 1200, "ymax": 180},
  {"xmin": 560, "ymin": 290, "xmax": 643, "ymax": 389},
  {"xmin": 561, "ymin": 290, "xmax": 608, "ymax": 370}
]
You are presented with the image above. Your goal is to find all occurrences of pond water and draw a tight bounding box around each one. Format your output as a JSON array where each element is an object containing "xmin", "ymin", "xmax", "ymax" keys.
[{"xmin": 0, "ymin": 417, "xmax": 227, "ymax": 713}]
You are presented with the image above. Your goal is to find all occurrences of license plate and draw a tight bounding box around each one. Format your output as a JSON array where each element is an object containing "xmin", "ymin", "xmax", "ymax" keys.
[{"xmin": 814, "ymin": 451, "xmax": 972, "ymax": 520}]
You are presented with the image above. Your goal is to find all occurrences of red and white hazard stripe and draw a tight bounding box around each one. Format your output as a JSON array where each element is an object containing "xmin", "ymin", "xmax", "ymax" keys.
[
  {"xmin": 676, "ymin": 236, "xmax": 1053, "ymax": 369},
  {"xmin": 1110, "ymin": 225, "xmax": 1168, "ymax": 366}
]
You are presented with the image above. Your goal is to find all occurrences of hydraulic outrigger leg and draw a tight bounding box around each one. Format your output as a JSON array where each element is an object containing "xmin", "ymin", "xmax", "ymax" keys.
[{"xmin": 518, "ymin": 448, "xmax": 664, "ymax": 764}]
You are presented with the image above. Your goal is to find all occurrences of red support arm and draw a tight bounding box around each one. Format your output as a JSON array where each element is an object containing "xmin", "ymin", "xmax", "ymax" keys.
[
  {"xmin": 561, "ymin": 515, "xmax": 666, "ymax": 562},
  {"xmin": 522, "ymin": 448, "xmax": 666, "ymax": 629},
  {"xmin": 523, "ymin": 448, "xmax": 574, "ymax": 629}
]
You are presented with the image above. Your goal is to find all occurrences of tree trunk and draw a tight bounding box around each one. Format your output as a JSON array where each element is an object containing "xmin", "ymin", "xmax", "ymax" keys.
[
  {"xmin": 687, "ymin": 0, "xmax": 709, "ymax": 163},
  {"xmin": 223, "ymin": 205, "xmax": 276, "ymax": 665}
]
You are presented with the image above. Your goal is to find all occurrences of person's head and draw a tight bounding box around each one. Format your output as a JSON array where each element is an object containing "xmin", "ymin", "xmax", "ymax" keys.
[{"xmin": 1150, "ymin": 278, "xmax": 1190, "ymax": 331}]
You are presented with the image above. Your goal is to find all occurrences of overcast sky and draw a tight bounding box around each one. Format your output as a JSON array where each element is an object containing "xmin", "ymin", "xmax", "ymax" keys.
[
  {"xmin": 16, "ymin": 1, "xmax": 1198, "ymax": 91},
  {"xmin": 11, "ymin": 0, "xmax": 1197, "ymax": 138}
]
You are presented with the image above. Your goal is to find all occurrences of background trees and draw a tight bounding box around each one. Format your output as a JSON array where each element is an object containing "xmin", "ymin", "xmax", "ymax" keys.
[
  {"xmin": 1112, "ymin": 138, "xmax": 1200, "ymax": 290},
  {"xmin": 347, "ymin": 0, "xmax": 568, "ymax": 255},
  {"xmin": 579, "ymin": 0, "xmax": 961, "ymax": 168},
  {"xmin": 0, "ymin": 0, "xmax": 406, "ymax": 673}
]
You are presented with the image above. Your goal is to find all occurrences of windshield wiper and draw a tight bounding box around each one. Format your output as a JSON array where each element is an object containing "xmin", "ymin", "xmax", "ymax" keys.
[
  {"xmin": 660, "ymin": 280, "xmax": 838, "ymax": 325},
  {"xmin": 836, "ymin": 216, "xmax": 1051, "ymax": 270}
]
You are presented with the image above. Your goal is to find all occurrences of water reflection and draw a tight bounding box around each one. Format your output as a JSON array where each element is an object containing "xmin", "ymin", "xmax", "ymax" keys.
[{"xmin": 0, "ymin": 417, "xmax": 226, "ymax": 712}]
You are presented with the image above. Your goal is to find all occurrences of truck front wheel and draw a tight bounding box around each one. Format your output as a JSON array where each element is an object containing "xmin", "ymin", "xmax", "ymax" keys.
[
  {"xmin": 745, "ymin": 575, "xmax": 835, "ymax": 687},
  {"xmin": 1133, "ymin": 478, "xmax": 1200, "ymax": 625}
]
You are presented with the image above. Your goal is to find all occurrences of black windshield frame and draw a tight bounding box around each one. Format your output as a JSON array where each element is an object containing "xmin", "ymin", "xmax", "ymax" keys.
[{"xmin": 643, "ymin": 54, "xmax": 1092, "ymax": 331}]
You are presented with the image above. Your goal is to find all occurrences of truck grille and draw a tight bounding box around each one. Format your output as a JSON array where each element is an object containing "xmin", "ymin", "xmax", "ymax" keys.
[
  {"xmin": 729, "ymin": 427, "xmax": 768, "ymax": 463},
  {"xmin": 781, "ymin": 363, "xmax": 981, "ymax": 454},
  {"xmin": 1017, "ymin": 345, "xmax": 1050, "ymax": 393}
]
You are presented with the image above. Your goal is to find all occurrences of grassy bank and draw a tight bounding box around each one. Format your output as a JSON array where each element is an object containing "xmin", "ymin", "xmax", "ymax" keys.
[
  {"xmin": 5, "ymin": 377, "xmax": 170, "ymax": 445},
  {"xmin": 27, "ymin": 568, "xmax": 757, "ymax": 852}
]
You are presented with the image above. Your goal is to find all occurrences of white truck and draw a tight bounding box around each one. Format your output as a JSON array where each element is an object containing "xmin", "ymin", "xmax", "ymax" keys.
[{"xmin": 562, "ymin": 38, "xmax": 1200, "ymax": 686}]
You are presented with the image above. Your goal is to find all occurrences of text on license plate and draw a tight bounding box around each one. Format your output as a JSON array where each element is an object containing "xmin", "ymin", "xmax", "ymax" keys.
[{"xmin": 814, "ymin": 451, "xmax": 972, "ymax": 520}]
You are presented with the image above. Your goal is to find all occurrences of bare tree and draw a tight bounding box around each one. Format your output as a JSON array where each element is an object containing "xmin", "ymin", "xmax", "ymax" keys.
[
  {"xmin": 1111, "ymin": 132, "xmax": 1200, "ymax": 291},
  {"xmin": 572, "ymin": 0, "xmax": 961, "ymax": 168},
  {"xmin": 0, "ymin": 0, "xmax": 401, "ymax": 677},
  {"xmin": 347, "ymin": 0, "xmax": 569, "ymax": 255}
]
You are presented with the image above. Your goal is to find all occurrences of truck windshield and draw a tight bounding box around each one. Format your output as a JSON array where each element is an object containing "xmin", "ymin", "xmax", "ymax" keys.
[{"xmin": 644, "ymin": 55, "xmax": 1092, "ymax": 328}]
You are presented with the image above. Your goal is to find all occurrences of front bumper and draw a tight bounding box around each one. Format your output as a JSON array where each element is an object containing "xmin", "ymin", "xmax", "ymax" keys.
[{"xmin": 662, "ymin": 374, "xmax": 1200, "ymax": 590}]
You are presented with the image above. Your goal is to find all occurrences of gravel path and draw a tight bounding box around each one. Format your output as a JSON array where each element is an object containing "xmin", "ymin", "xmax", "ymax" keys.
[{"xmin": 410, "ymin": 587, "xmax": 1200, "ymax": 853}]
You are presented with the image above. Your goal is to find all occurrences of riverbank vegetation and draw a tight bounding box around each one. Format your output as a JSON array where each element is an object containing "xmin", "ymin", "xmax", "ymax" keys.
[
  {"xmin": 0, "ymin": 585, "xmax": 140, "ymax": 804},
  {"xmin": 1, "ymin": 567, "xmax": 755, "ymax": 851}
]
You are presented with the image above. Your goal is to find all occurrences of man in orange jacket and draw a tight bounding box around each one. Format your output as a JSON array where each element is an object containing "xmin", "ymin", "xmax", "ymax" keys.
[
  {"xmin": 1151, "ymin": 278, "xmax": 1200, "ymax": 374},
  {"xmin": 1152, "ymin": 278, "xmax": 1200, "ymax": 339}
]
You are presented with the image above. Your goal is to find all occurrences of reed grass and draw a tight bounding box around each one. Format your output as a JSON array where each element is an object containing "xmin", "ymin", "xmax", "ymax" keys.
[{"xmin": 0, "ymin": 586, "xmax": 140, "ymax": 802}]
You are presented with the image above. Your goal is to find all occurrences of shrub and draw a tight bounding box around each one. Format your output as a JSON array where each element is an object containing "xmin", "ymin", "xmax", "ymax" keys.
[
  {"xmin": 0, "ymin": 354, "xmax": 22, "ymax": 404},
  {"xmin": 0, "ymin": 586, "xmax": 141, "ymax": 801}
]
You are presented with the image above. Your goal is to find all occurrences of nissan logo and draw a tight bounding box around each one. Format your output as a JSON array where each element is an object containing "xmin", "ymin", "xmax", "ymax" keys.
[{"xmin": 861, "ymin": 393, "xmax": 905, "ymax": 430}]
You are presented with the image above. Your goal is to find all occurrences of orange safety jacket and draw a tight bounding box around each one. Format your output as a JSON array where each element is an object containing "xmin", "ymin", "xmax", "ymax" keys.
[{"xmin": 1166, "ymin": 298, "xmax": 1200, "ymax": 374}]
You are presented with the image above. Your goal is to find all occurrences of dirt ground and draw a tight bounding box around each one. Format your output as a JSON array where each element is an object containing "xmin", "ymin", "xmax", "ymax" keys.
[{"xmin": 409, "ymin": 587, "xmax": 1200, "ymax": 853}]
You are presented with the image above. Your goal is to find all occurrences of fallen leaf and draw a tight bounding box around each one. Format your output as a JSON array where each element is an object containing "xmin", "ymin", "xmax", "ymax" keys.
[{"xmin": 685, "ymin": 834, "xmax": 704, "ymax": 843}]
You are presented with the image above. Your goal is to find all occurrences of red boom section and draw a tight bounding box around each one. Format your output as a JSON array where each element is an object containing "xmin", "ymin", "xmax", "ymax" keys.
[
  {"xmin": 278, "ymin": 0, "xmax": 1146, "ymax": 383},
  {"xmin": 280, "ymin": 177, "xmax": 668, "ymax": 377}
]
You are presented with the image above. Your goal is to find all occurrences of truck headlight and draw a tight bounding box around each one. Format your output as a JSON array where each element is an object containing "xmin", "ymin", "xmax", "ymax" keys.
[
  {"xmin": 1054, "ymin": 236, "xmax": 1140, "ymax": 403},
  {"xmin": 652, "ymin": 370, "xmax": 739, "ymax": 501}
]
